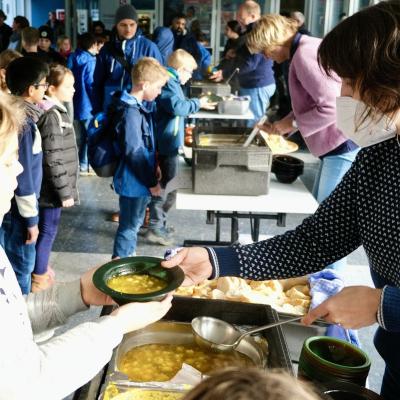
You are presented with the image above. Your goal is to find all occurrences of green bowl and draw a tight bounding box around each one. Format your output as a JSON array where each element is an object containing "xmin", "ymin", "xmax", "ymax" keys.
[{"xmin": 92, "ymin": 256, "xmax": 184, "ymax": 305}]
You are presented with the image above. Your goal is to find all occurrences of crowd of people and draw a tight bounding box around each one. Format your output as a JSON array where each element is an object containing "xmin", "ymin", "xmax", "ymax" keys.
[{"xmin": 0, "ymin": 0, "xmax": 399, "ymax": 399}]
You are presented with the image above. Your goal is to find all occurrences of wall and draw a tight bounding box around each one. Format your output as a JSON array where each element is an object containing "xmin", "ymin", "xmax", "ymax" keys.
[{"xmin": 31, "ymin": 0, "xmax": 64, "ymax": 27}]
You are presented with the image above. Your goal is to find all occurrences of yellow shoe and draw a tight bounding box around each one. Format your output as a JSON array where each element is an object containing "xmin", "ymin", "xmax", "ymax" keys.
[{"xmin": 31, "ymin": 272, "xmax": 53, "ymax": 293}]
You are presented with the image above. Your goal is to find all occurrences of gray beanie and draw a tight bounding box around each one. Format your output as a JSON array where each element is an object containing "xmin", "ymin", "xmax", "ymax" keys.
[{"xmin": 115, "ymin": 4, "xmax": 138, "ymax": 24}]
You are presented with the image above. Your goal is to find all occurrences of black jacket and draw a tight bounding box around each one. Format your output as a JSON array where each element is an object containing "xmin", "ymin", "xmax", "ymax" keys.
[{"xmin": 37, "ymin": 102, "xmax": 79, "ymax": 208}]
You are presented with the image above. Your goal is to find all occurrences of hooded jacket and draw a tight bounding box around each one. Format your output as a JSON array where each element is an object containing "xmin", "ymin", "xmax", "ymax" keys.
[
  {"xmin": 37, "ymin": 97, "xmax": 79, "ymax": 208},
  {"xmin": 152, "ymin": 26, "xmax": 174, "ymax": 65},
  {"xmin": 68, "ymin": 48, "xmax": 96, "ymax": 121},
  {"xmin": 112, "ymin": 91, "xmax": 158, "ymax": 197},
  {"xmin": 155, "ymin": 67, "xmax": 200, "ymax": 156},
  {"xmin": 92, "ymin": 29, "xmax": 162, "ymax": 114}
]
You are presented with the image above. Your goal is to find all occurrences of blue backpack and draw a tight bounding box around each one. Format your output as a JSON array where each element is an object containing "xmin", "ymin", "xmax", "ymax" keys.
[{"xmin": 87, "ymin": 104, "xmax": 121, "ymax": 178}]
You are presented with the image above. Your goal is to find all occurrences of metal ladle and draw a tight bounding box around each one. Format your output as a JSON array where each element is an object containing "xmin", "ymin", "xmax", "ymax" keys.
[{"xmin": 192, "ymin": 315, "xmax": 302, "ymax": 352}]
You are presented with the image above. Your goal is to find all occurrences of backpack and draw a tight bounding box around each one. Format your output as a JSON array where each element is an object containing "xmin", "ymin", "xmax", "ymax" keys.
[{"xmin": 87, "ymin": 104, "xmax": 121, "ymax": 178}]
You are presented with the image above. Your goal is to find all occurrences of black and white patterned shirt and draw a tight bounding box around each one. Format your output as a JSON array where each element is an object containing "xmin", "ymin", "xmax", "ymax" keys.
[{"xmin": 210, "ymin": 137, "xmax": 400, "ymax": 331}]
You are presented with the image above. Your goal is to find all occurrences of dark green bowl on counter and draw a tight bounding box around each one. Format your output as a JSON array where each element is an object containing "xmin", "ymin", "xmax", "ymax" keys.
[{"xmin": 92, "ymin": 256, "xmax": 184, "ymax": 305}]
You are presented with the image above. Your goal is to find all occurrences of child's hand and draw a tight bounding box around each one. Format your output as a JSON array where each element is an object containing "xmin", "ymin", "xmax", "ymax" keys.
[
  {"xmin": 26, "ymin": 225, "xmax": 39, "ymax": 244},
  {"xmin": 111, "ymin": 295, "xmax": 173, "ymax": 334},
  {"xmin": 150, "ymin": 183, "xmax": 162, "ymax": 196},
  {"xmin": 62, "ymin": 198, "xmax": 74, "ymax": 208}
]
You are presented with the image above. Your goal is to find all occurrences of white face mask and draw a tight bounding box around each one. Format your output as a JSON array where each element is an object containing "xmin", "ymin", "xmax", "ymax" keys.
[{"xmin": 336, "ymin": 96, "xmax": 397, "ymax": 148}]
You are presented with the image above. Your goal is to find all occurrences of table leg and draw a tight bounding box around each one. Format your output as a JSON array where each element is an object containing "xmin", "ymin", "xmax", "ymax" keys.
[
  {"xmin": 251, "ymin": 217, "xmax": 261, "ymax": 242},
  {"xmin": 231, "ymin": 213, "xmax": 239, "ymax": 242}
]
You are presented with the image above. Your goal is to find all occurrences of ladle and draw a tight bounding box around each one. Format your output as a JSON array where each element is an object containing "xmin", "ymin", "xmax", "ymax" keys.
[{"xmin": 192, "ymin": 315, "xmax": 302, "ymax": 352}]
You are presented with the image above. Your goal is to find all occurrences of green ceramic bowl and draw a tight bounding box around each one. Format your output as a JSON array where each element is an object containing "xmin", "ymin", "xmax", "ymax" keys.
[{"xmin": 92, "ymin": 256, "xmax": 184, "ymax": 305}]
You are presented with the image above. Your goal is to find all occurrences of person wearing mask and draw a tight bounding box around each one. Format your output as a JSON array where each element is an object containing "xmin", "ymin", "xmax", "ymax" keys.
[
  {"xmin": 92, "ymin": 4, "xmax": 163, "ymax": 114},
  {"xmin": 163, "ymin": 3, "xmax": 400, "ymax": 399},
  {"xmin": 210, "ymin": 1, "xmax": 276, "ymax": 126},
  {"xmin": 0, "ymin": 10, "xmax": 12, "ymax": 52}
]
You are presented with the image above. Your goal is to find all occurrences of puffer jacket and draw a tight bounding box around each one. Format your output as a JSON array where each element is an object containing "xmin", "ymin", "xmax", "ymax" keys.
[
  {"xmin": 92, "ymin": 29, "xmax": 163, "ymax": 114},
  {"xmin": 37, "ymin": 99, "xmax": 79, "ymax": 208}
]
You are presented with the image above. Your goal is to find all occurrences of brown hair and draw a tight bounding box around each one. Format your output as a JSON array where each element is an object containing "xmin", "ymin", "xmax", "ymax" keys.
[
  {"xmin": 46, "ymin": 63, "xmax": 73, "ymax": 89},
  {"xmin": 131, "ymin": 57, "xmax": 169, "ymax": 85},
  {"xmin": 318, "ymin": 1, "xmax": 400, "ymax": 122},
  {"xmin": 0, "ymin": 49, "xmax": 22, "ymax": 92},
  {"xmin": 183, "ymin": 368, "xmax": 320, "ymax": 400},
  {"xmin": 21, "ymin": 27, "xmax": 39, "ymax": 47},
  {"xmin": 56, "ymin": 35, "xmax": 71, "ymax": 51},
  {"xmin": 246, "ymin": 14, "xmax": 298, "ymax": 54}
]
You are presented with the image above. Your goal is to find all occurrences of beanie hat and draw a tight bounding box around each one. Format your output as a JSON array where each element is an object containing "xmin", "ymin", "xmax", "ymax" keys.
[
  {"xmin": 114, "ymin": 4, "xmax": 138, "ymax": 25},
  {"xmin": 38, "ymin": 25, "xmax": 53, "ymax": 42}
]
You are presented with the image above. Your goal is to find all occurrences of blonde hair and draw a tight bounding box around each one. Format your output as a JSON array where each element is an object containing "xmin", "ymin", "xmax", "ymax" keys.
[
  {"xmin": 183, "ymin": 368, "xmax": 319, "ymax": 400},
  {"xmin": 131, "ymin": 57, "xmax": 169, "ymax": 85},
  {"xmin": 167, "ymin": 49, "xmax": 197, "ymax": 70},
  {"xmin": 56, "ymin": 35, "xmax": 71, "ymax": 51},
  {"xmin": 0, "ymin": 49, "xmax": 22, "ymax": 92},
  {"xmin": 246, "ymin": 14, "xmax": 298, "ymax": 54},
  {"xmin": 0, "ymin": 92, "xmax": 25, "ymax": 157}
]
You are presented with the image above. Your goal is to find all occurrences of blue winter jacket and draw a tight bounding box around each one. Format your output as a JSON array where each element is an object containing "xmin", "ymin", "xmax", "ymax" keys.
[
  {"xmin": 155, "ymin": 68, "xmax": 200, "ymax": 156},
  {"xmin": 68, "ymin": 49, "xmax": 96, "ymax": 121},
  {"xmin": 192, "ymin": 42, "xmax": 211, "ymax": 81},
  {"xmin": 112, "ymin": 91, "xmax": 158, "ymax": 197},
  {"xmin": 92, "ymin": 29, "xmax": 163, "ymax": 114},
  {"xmin": 152, "ymin": 26, "xmax": 174, "ymax": 65}
]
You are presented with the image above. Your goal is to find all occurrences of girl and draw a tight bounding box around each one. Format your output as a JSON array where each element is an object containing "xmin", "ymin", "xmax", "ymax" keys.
[
  {"xmin": 57, "ymin": 35, "xmax": 72, "ymax": 60},
  {"xmin": 32, "ymin": 64, "xmax": 78, "ymax": 291},
  {"xmin": 164, "ymin": 2, "xmax": 400, "ymax": 399}
]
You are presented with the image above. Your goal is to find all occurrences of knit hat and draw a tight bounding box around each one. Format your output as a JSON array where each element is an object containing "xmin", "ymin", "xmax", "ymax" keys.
[
  {"xmin": 114, "ymin": 4, "xmax": 138, "ymax": 25},
  {"xmin": 38, "ymin": 25, "xmax": 53, "ymax": 42}
]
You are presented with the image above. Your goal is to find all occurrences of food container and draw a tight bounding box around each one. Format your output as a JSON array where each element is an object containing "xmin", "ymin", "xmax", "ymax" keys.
[
  {"xmin": 298, "ymin": 336, "xmax": 371, "ymax": 387},
  {"xmin": 192, "ymin": 128, "xmax": 272, "ymax": 195},
  {"xmin": 189, "ymin": 80, "xmax": 231, "ymax": 97},
  {"xmin": 217, "ymin": 95, "xmax": 250, "ymax": 115}
]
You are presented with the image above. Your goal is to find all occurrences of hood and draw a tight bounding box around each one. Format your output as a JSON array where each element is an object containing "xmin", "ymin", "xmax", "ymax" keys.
[
  {"xmin": 153, "ymin": 27, "xmax": 174, "ymax": 58},
  {"xmin": 23, "ymin": 101, "xmax": 43, "ymax": 122},
  {"xmin": 112, "ymin": 90, "xmax": 154, "ymax": 114}
]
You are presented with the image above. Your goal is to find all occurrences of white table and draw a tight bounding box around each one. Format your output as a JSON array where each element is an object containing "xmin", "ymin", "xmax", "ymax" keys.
[
  {"xmin": 188, "ymin": 109, "xmax": 255, "ymax": 120},
  {"xmin": 176, "ymin": 176, "xmax": 319, "ymax": 245}
]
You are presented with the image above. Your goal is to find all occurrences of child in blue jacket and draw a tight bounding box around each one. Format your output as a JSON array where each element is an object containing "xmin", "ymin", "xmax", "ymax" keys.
[
  {"xmin": 1, "ymin": 56, "xmax": 49, "ymax": 294},
  {"xmin": 146, "ymin": 49, "xmax": 210, "ymax": 245},
  {"xmin": 111, "ymin": 57, "xmax": 169, "ymax": 258}
]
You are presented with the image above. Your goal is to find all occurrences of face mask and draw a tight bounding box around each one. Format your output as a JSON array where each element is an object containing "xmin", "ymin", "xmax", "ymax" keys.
[{"xmin": 336, "ymin": 96, "xmax": 397, "ymax": 148}]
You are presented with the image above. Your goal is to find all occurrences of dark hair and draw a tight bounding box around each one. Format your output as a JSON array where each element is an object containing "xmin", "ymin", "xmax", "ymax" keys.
[
  {"xmin": 6, "ymin": 56, "xmax": 49, "ymax": 96},
  {"xmin": 46, "ymin": 63, "xmax": 72, "ymax": 89},
  {"xmin": 227, "ymin": 20, "xmax": 242, "ymax": 35},
  {"xmin": 173, "ymin": 14, "xmax": 187, "ymax": 21},
  {"xmin": 92, "ymin": 20, "xmax": 105, "ymax": 32},
  {"xmin": 0, "ymin": 10, "xmax": 7, "ymax": 20},
  {"xmin": 13, "ymin": 16, "xmax": 29, "ymax": 30},
  {"xmin": 78, "ymin": 32, "xmax": 96, "ymax": 51},
  {"xmin": 318, "ymin": 1, "xmax": 400, "ymax": 120}
]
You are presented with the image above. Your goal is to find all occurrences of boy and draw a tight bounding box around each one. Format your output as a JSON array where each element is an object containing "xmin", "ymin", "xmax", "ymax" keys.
[
  {"xmin": 1, "ymin": 56, "xmax": 49, "ymax": 294},
  {"xmin": 146, "ymin": 49, "xmax": 210, "ymax": 245},
  {"xmin": 38, "ymin": 25, "xmax": 65, "ymax": 65},
  {"xmin": 68, "ymin": 32, "xmax": 98, "ymax": 175},
  {"xmin": 111, "ymin": 57, "xmax": 169, "ymax": 259}
]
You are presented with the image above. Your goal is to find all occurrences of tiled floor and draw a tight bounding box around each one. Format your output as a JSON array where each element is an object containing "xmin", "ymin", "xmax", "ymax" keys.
[{"xmin": 54, "ymin": 152, "xmax": 384, "ymax": 399}]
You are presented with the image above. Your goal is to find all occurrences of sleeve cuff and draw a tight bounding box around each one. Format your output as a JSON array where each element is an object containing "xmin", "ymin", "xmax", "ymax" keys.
[
  {"xmin": 378, "ymin": 285, "xmax": 400, "ymax": 331},
  {"xmin": 206, "ymin": 246, "xmax": 242, "ymax": 278},
  {"xmin": 25, "ymin": 216, "xmax": 39, "ymax": 227}
]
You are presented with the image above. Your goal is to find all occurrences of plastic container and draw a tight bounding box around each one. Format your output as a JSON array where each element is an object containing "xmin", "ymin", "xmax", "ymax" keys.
[
  {"xmin": 217, "ymin": 96, "xmax": 250, "ymax": 115},
  {"xmin": 298, "ymin": 336, "xmax": 371, "ymax": 387},
  {"xmin": 192, "ymin": 130, "xmax": 272, "ymax": 196}
]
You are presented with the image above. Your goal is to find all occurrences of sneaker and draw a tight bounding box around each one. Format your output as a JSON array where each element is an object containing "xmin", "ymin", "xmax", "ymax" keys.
[
  {"xmin": 145, "ymin": 229, "xmax": 173, "ymax": 246},
  {"xmin": 138, "ymin": 226, "xmax": 148, "ymax": 236}
]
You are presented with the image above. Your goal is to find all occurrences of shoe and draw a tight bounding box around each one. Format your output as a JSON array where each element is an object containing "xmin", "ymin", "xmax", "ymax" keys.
[
  {"xmin": 138, "ymin": 226, "xmax": 148, "ymax": 236},
  {"xmin": 80, "ymin": 168, "xmax": 96, "ymax": 177},
  {"xmin": 31, "ymin": 272, "xmax": 53, "ymax": 293},
  {"xmin": 164, "ymin": 225, "xmax": 175, "ymax": 234},
  {"xmin": 145, "ymin": 229, "xmax": 173, "ymax": 246},
  {"xmin": 110, "ymin": 212, "xmax": 119, "ymax": 223}
]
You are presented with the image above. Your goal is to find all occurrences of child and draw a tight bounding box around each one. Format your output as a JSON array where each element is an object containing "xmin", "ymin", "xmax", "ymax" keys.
[
  {"xmin": 111, "ymin": 57, "xmax": 169, "ymax": 259},
  {"xmin": 38, "ymin": 25, "xmax": 65, "ymax": 65},
  {"xmin": 32, "ymin": 64, "xmax": 78, "ymax": 291},
  {"xmin": 1, "ymin": 56, "xmax": 49, "ymax": 294},
  {"xmin": 0, "ymin": 93, "xmax": 172, "ymax": 398},
  {"xmin": 68, "ymin": 32, "xmax": 98, "ymax": 175},
  {"xmin": 20, "ymin": 27, "xmax": 40, "ymax": 56},
  {"xmin": 183, "ymin": 368, "xmax": 319, "ymax": 400},
  {"xmin": 56, "ymin": 35, "xmax": 72, "ymax": 60},
  {"xmin": 0, "ymin": 49, "xmax": 21, "ymax": 92},
  {"xmin": 146, "ymin": 49, "xmax": 210, "ymax": 245}
]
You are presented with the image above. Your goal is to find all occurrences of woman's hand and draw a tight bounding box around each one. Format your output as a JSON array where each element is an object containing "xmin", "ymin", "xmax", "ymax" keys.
[
  {"xmin": 302, "ymin": 286, "xmax": 382, "ymax": 329},
  {"xmin": 111, "ymin": 295, "xmax": 173, "ymax": 334},
  {"xmin": 209, "ymin": 70, "xmax": 223, "ymax": 82},
  {"xmin": 270, "ymin": 118, "xmax": 295, "ymax": 135},
  {"xmin": 80, "ymin": 266, "xmax": 116, "ymax": 306},
  {"xmin": 161, "ymin": 247, "xmax": 213, "ymax": 286}
]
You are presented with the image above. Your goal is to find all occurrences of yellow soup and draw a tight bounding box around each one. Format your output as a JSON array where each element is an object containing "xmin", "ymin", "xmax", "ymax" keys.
[
  {"xmin": 119, "ymin": 343, "xmax": 254, "ymax": 382},
  {"xmin": 107, "ymin": 274, "xmax": 167, "ymax": 294}
]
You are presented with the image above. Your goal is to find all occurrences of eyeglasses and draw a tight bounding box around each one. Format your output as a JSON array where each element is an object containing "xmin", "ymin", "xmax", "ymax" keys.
[{"xmin": 33, "ymin": 82, "xmax": 49, "ymax": 90}]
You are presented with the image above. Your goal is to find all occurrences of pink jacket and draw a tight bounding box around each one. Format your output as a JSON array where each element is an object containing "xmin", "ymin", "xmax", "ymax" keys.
[{"xmin": 288, "ymin": 35, "xmax": 347, "ymax": 157}]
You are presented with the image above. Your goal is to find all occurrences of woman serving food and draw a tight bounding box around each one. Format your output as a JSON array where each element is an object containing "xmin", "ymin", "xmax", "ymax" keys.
[{"xmin": 163, "ymin": 2, "xmax": 400, "ymax": 399}]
